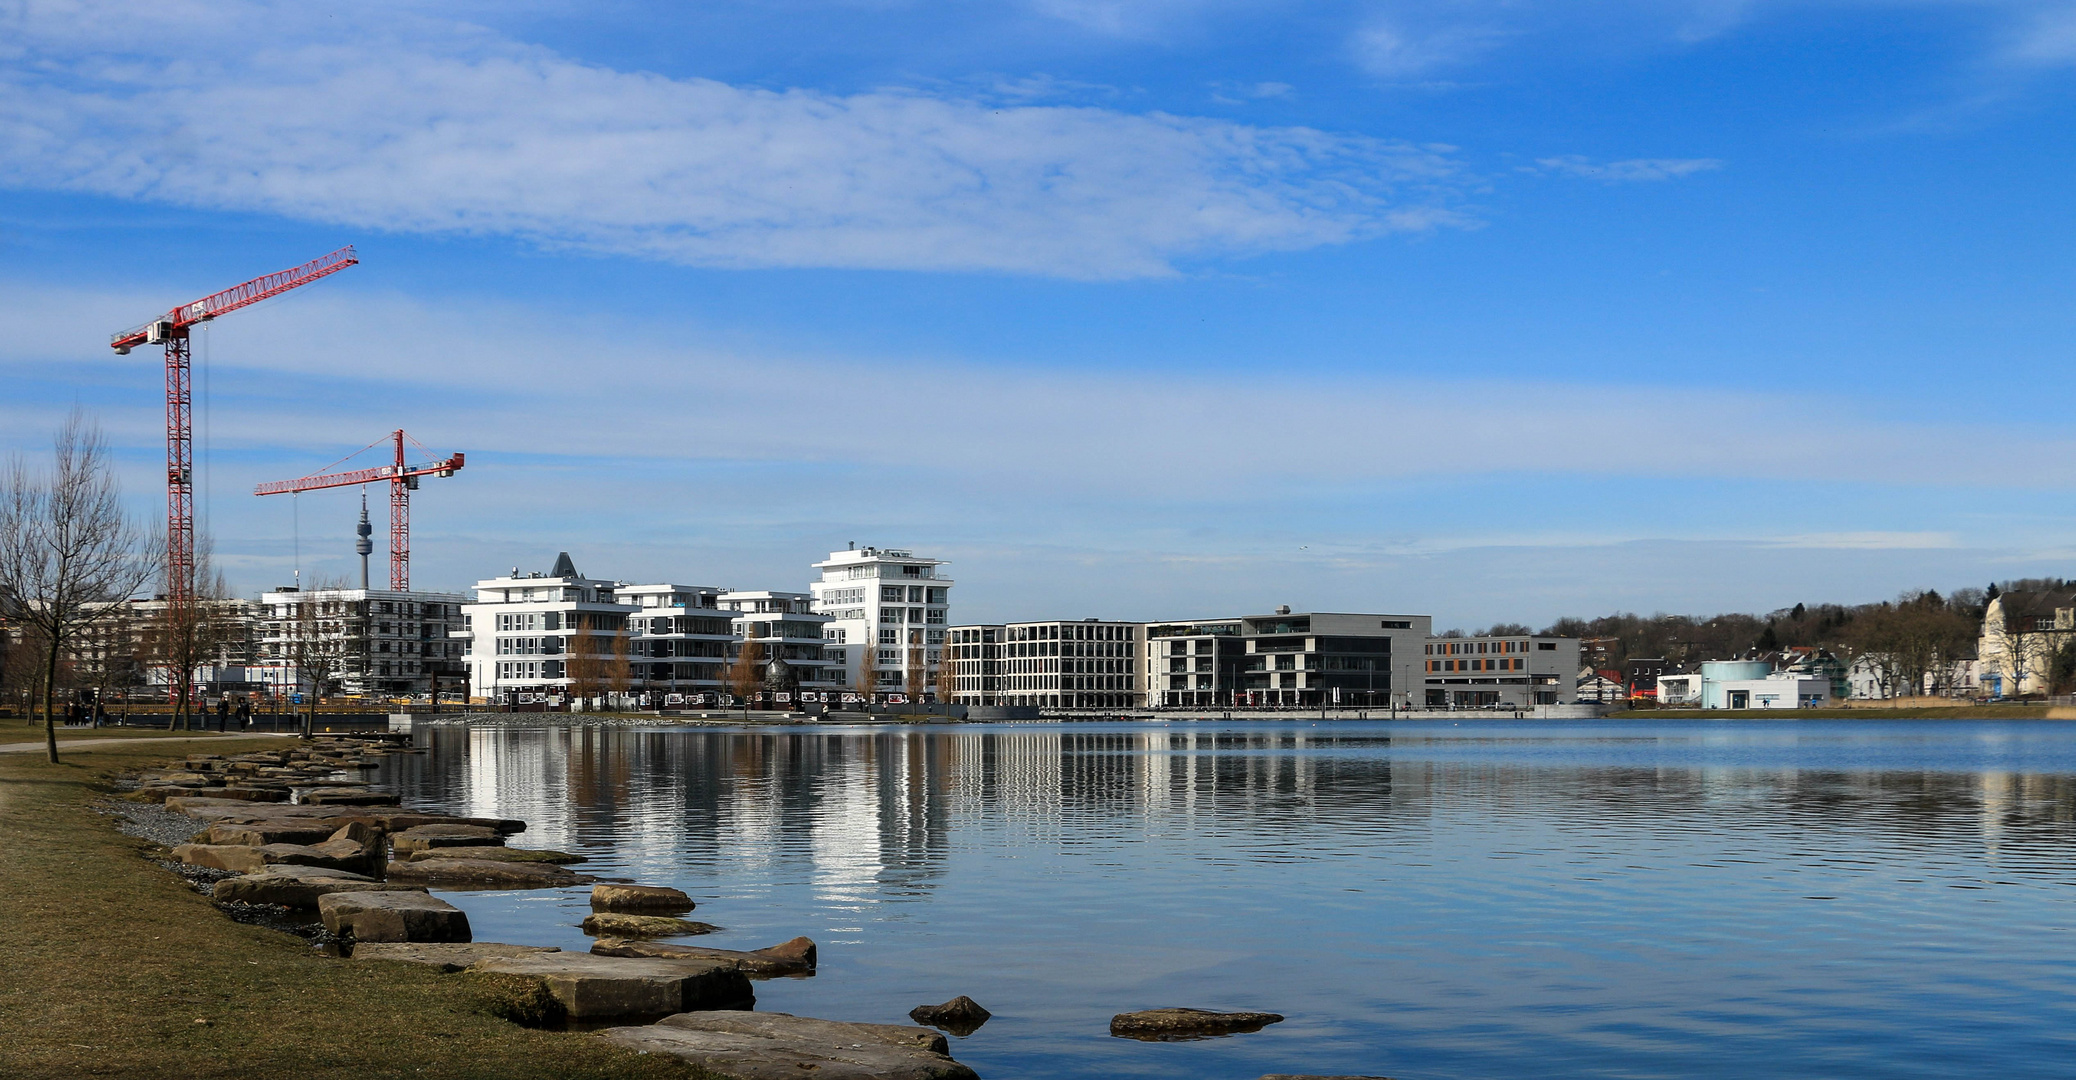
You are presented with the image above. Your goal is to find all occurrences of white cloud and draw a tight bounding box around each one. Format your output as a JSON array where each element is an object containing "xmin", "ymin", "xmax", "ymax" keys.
[
  {"xmin": 2006, "ymin": 4, "xmax": 2076, "ymax": 65},
  {"xmin": 1533, "ymin": 154, "xmax": 1723, "ymax": 182},
  {"xmin": 0, "ymin": 1, "xmax": 1465, "ymax": 280},
  {"xmin": 1352, "ymin": 20, "xmax": 1507, "ymax": 77}
]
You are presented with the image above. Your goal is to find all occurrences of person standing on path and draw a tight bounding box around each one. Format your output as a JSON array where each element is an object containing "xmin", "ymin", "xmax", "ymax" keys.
[{"xmin": 216, "ymin": 697, "xmax": 230, "ymax": 732}]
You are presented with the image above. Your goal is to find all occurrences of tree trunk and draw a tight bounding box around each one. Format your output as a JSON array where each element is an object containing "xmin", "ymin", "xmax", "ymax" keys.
[{"xmin": 41, "ymin": 632, "xmax": 60, "ymax": 764}]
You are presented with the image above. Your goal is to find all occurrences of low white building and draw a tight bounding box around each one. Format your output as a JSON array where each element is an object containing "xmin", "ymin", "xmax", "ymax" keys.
[
  {"xmin": 1658, "ymin": 673, "xmax": 1701, "ymax": 705},
  {"xmin": 1713, "ymin": 674, "xmax": 1831, "ymax": 709}
]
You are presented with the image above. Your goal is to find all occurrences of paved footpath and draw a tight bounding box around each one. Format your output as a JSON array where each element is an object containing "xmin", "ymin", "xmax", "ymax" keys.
[{"xmin": 0, "ymin": 731, "xmax": 294, "ymax": 754}]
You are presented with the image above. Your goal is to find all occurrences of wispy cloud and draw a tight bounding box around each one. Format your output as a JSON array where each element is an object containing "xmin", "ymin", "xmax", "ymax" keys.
[
  {"xmin": 1532, "ymin": 155, "xmax": 1723, "ymax": 182},
  {"xmin": 0, "ymin": 2, "xmax": 1466, "ymax": 280},
  {"xmin": 1352, "ymin": 20, "xmax": 1508, "ymax": 78}
]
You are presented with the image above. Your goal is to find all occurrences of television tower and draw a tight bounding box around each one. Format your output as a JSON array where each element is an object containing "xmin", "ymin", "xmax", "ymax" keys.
[{"xmin": 355, "ymin": 489, "xmax": 374, "ymax": 590}]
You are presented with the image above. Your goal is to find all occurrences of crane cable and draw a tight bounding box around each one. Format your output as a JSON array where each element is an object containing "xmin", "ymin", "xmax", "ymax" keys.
[{"xmin": 199, "ymin": 321, "xmax": 211, "ymax": 547}]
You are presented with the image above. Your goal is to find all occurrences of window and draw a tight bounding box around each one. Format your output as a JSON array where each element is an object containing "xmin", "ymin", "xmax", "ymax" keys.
[
  {"xmin": 925, "ymin": 609, "xmax": 946, "ymax": 624},
  {"xmin": 907, "ymin": 586, "xmax": 924, "ymax": 603},
  {"xmin": 881, "ymin": 609, "xmax": 903, "ymax": 623},
  {"xmin": 880, "ymin": 629, "xmax": 900, "ymax": 645},
  {"xmin": 927, "ymin": 588, "xmax": 948, "ymax": 604},
  {"xmin": 825, "ymin": 628, "xmax": 846, "ymax": 644}
]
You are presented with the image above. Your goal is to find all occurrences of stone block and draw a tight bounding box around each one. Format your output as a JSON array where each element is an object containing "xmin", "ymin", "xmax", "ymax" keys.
[
  {"xmin": 591, "ymin": 936, "xmax": 814, "ymax": 976},
  {"xmin": 468, "ymin": 954, "xmax": 753, "ymax": 1019},
  {"xmin": 352, "ymin": 942, "xmax": 560, "ymax": 972},
  {"xmin": 319, "ymin": 890, "xmax": 471, "ymax": 943},
  {"xmin": 386, "ymin": 858, "xmax": 584, "ymax": 889},
  {"xmin": 600, "ymin": 1011, "xmax": 975, "ymax": 1080},
  {"xmin": 590, "ymin": 883, "xmax": 693, "ymax": 913}
]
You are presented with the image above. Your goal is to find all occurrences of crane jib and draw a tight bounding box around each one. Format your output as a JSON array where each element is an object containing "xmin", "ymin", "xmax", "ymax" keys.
[{"xmin": 109, "ymin": 246, "xmax": 358, "ymax": 349}]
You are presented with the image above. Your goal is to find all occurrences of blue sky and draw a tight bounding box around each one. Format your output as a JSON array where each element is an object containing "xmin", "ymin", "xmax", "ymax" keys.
[{"xmin": 3, "ymin": 0, "xmax": 2073, "ymax": 628}]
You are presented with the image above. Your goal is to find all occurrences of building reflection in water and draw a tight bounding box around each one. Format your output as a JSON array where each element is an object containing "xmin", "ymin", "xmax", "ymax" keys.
[{"xmin": 375, "ymin": 724, "xmax": 2076, "ymax": 908}]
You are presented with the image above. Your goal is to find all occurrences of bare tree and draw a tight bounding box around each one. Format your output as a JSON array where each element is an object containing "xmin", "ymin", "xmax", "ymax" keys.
[
  {"xmin": 905, "ymin": 631, "xmax": 926, "ymax": 706},
  {"xmin": 936, "ymin": 639, "xmax": 957, "ymax": 705},
  {"xmin": 0, "ymin": 411, "xmax": 156, "ymax": 763},
  {"xmin": 147, "ymin": 538, "xmax": 241, "ymax": 730},
  {"xmin": 728, "ymin": 634, "xmax": 763, "ymax": 720},
  {"xmin": 854, "ymin": 642, "xmax": 878, "ymax": 707},
  {"xmin": 565, "ymin": 618, "xmax": 603, "ymax": 710},
  {"xmin": 607, "ymin": 630, "xmax": 632, "ymax": 710}
]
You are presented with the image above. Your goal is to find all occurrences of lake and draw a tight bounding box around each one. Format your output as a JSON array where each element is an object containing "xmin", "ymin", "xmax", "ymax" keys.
[{"xmin": 368, "ymin": 718, "xmax": 2076, "ymax": 1079}]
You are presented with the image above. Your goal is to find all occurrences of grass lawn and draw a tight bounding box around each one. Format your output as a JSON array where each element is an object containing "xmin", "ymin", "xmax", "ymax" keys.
[{"xmin": 0, "ymin": 738, "xmax": 714, "ymax": 1080}]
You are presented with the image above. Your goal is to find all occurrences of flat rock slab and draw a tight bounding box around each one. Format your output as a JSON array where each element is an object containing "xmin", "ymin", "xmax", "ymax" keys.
[
  {"xmin": 591, "ymin": 883, "xmax": 694, "ymax": 913},
  {"xmin": 601, "ymin": 1011, "xmax": 976, "ymax": 1080},
  {"xmin": 206, "ymin": 823, "xmax": 339, "ymax": 847},
  {"xmin": 352, "ymin": 942, "xmax": 557, "ymax": 972},
  {"xmin": 320, "ymin": 890, "xmax": 472, "ymax": 943},
  {"xmin": 404, "ymin": 847, "xmax": 580, "ymax": 865},
  {"xmin": 469, "ymin": 954, "xmax": 753, "ymax": 1019},
  {"xmin": 581, "ymin": 913, "xmax": 718, "ymax": 938},
  {"xmin": 591, "ymin": 936, "xmax": 814, "ymax": 976},
  {"xmin": 1111, "ymin": 1008, "xmax": 1285, "ymax": 1041},
  {"xmin": 300, "ymin": 790, "xmax": 400, "ymax": 806},
  {"xmin": 215, "ymin": 866, "xmax": 424, "ymax": 908},
  {"xmin": 392, "ymin": 824, "xmax": 505, "ymax": 854},
  {"xmin": 171, "ymin": 843, "xmax": 270, "ymax": 874},
  {"xmin": 387, "ymin": 858, "xmax": 586, "ymax": 889}
]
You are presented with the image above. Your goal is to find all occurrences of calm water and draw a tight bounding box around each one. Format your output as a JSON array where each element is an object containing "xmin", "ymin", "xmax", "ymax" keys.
[{"xmin": 369, "ymin": 720, "xmax": 2076, "ymax": 1079}]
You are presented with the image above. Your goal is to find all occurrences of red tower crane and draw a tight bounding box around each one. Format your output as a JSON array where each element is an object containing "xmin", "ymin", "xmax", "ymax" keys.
[
  {"xmin": 109, "ymin": 246, "xmax": 359, "ymax": 607},
  {"xmin": 254, "ymin": 431, "xmax": 465, "ymax": 591}
]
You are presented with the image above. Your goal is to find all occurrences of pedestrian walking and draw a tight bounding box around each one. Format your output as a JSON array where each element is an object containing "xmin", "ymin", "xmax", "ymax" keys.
[{"xmin": 216, "ymin": 697, "xmax": 230, "ymax": 732}]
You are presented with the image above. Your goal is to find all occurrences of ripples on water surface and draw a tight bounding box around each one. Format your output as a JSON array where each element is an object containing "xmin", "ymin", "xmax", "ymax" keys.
[{"xmin": 371, "ymin": 720, "xmax": 2076, "ymax": 1079}]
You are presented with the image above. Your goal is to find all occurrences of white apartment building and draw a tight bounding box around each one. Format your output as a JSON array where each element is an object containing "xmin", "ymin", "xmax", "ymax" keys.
[
  {"xmin": 457, "ymin": 553, "xmax": 633, "ymax": 701},
  {"xmin": 617, "ymin": 582, "xmax": 735, "ymax": 697},
  {"xmin": 947, "ymin": 619, "xmax": 1142, "ymax": 709},
  {"xmin": 255, "ymin": 587, "xmax": 465, "ymax": 697},
  {"xmin": 810, "ymin": 545, "xmax": 952, "ymax": 696},
  {"xmin": 1421, "ymin": 633, "xmax": 1580, "ymax": 708},
  {"xmin": 720, "ymin": 590, "xmax": 837, "ymax": 695}
]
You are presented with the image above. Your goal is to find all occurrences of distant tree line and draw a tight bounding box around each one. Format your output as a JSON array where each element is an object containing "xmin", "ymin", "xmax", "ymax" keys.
[{"xmin": 1494, "ymin": 578, "xmax": 2076, "ymax": 696}]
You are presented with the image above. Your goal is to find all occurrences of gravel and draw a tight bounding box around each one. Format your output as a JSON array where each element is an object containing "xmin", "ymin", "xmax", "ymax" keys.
[{"xmin": 100, "ymin": 799, "xmax": 208, "ymax": 848}]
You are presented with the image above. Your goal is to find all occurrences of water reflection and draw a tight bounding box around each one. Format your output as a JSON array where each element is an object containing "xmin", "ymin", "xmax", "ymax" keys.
[{"xmin": 374, "ymin": 720, "xmax": 2076, "ymax": 1080}]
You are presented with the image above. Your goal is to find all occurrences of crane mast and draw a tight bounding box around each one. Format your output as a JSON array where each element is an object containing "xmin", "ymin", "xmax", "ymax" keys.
[{"xmin": 108, "ymin": 246, "xmax": 359, "ymax": 608}]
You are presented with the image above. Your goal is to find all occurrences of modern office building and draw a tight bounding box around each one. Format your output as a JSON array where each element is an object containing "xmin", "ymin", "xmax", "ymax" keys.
[
  {"xmin": 1421, "ymin": 633, "xmax": 1580, "ymax": 708},
  {"xmin": 1234, "ymin": 610, "xmax": 1428, "ymax": 707},
  {"xmin": 255, "ymin": 587, "xmax": 465, "ymax": 697},
  {"xmin": 946, "ymin": 619, "xmax": 1142, "ymax": 709},
  {"xmin": 1141, "ymin": 618, "xmax": 1249, "ymax": 707},
  {"xmin": 810, "ymin": 545, "xmax": 951, "ymax": 695}
]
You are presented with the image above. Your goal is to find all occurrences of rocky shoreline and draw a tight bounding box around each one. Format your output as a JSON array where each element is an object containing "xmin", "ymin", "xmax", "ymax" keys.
[{"xmin": 115, "ymin": 735, "xmax": 1377, "ymax": 1080}]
